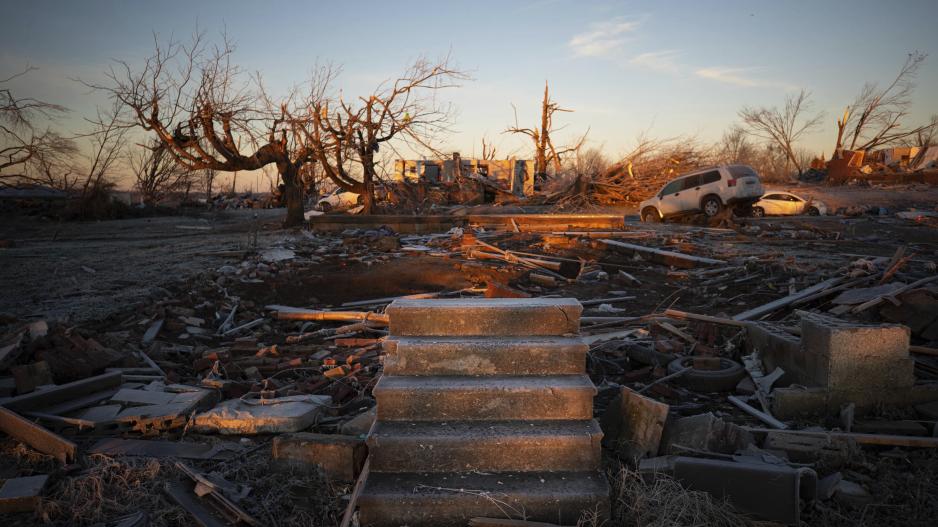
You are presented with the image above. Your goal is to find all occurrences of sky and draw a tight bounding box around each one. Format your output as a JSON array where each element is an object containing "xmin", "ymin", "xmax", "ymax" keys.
[{"xmin": 2, "ymin": 0, "xmax": 937, "ymax": 189}]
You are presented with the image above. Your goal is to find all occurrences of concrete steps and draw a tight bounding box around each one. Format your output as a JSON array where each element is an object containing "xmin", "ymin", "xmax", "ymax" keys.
[
  {"xmin": 360, "ymin": 298, "xmax": 609, "ymax": 526},
  {"xmin": 373, "ymin": 375, "xmax": 596, "ymax": 421},
  {"xmin": 359, "ymin": 471, "xmax": 611, "ymax": 527},
  {"xmin": 383, "ymin": 336, "xmax": 587, "ymax": 376},
  {"xmin": 386, "ymin": 298, "xmax": 582, "ymax": 336},
  {"xmin": 368, "ymin": 420, "xmax": 602, "ymax": 473}
]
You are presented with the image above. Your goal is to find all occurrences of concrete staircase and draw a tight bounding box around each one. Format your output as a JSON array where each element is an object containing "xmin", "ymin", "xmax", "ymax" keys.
[{"xmin": 359, "ymin": 298, "xmax": 610, "ymax": 527}]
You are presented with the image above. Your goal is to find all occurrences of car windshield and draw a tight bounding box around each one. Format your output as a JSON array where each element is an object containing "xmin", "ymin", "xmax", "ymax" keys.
[{"xmin": 728, "ymin": 165, "xmax": 759, "ymax": 179}]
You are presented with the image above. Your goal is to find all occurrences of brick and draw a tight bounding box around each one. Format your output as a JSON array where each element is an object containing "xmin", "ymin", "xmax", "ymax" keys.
[{"xmin": 272, "ymin": 432, "xmax": 365, "ymax": 481}]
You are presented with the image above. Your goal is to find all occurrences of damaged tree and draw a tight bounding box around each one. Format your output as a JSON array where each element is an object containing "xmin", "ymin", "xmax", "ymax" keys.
[
  {"xmin": 838, "ymin": 51, "xmax": 936, "ymax": 152},
  {"xmin": 89, "ymin": 33, "xmax": 314, "ymax": 225},
  {"xmin": 505, "ymin": 81, "xmax": 587, "ymax": 187},
  {"xmin": 0, "ymin": 66, "xmax": 77, "ymax": 187},
  {"xmin": 300, "ymin": 58, "xmax": 466, "ymax": 214},
  {"xmin": 739, "ymin": 89, "xmax": 823, "ymax": 178},
  {"xmin": 129, "ymin": 141, "xmax": 191, "ymax": 206}
]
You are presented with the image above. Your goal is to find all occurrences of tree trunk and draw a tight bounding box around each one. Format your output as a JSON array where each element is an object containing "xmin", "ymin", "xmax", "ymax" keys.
[{"xmin": 280, "ymin": 164, "xmax": 305, "ymax": 227}]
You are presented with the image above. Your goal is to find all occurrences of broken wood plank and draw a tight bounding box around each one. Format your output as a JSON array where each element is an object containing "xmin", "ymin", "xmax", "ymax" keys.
[
  {"xmin": 270, "ymin": 308, "xmax": 389, "ymax": 325},
  {"xmin": 728, "ymin": 395, "xmax": 787, "ymax": 430},
  {"xmin": 744, "ymin": 427, "xmax": 938, "ymax": 448},
  {"xmin": 580, "ymin": 296, "xmax": 637, "ymax": 306},
  {"xmin": 599, "ymin": 239, "xmax": 726, "ymax": 268},
  {"xmin": 852, "ymin": 275, "xmax": 938, "ymax": 313},
  {"xmin": 339, "ymin": 457, "xmax": 370, "ymax": 527},
  {"xmin": 0, "ymin": 407, "xmax": 76, "ymax": 463},
  {"xmin": 1, "ymin": 371, "xmax": 123, "ymax": 413},
  {"xmin": 732, "ymin": 276, "xmax": 845, "ymax": 321},
  {"xmin": 663, "ymin": 309, "xmax": 747, "ymax": 327}
]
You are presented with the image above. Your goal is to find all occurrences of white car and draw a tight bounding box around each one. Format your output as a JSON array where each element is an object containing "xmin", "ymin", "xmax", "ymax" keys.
[
  {"xmin": 640, "ymin": 164, "xmax": 765, "ymax": 222},
  {"xmin": 316, "ymin": 188, "xmax": 362, "ymax": 212},
  {"xmin": 752, "ymin": 191, "xmax": 826, "ymax": 217}
]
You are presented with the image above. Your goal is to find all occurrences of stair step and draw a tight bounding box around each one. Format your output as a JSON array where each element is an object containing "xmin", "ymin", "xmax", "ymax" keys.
[
  {"xmin": 373, "ymin": 375, "xmax": 596, "ymax": 421},
  {"xmin": 386, "ymin": 298, "xmax": 582, "ymax": 336},
  {"xmin": 383, "ymin": 336, "xmax": 587, "ymax": 376},
  {"xmin": 368, "ymin": 420, "xmax": 602, "ymax": 473},
  {"xmin": 358, "ymin": 471, "xmax": 610, "ymax": 527}
]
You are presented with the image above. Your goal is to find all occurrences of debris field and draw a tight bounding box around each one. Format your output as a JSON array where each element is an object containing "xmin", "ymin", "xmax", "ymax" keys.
[{"xmin": 2, "ymin": 207, "xmax": 938, "ymax": 527}]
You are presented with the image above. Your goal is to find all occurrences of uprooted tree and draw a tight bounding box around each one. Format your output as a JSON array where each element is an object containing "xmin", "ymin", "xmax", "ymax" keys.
[
  {"xmin": 1, "ymin": 66, "xmax": 77, "ymax": 187},
  {"xmin": 505, "ymin": 81, "xmax": 587, "ymax": 186},
  {"xmin": 835, "ymin": 51, "xmax": 936, "ymax": 153},
  {"xmin": 298, "ymin": 58, "xmax": 467, "ymax": 214},
  {"xmin": 738, "ymin": 89, "xmax": 823, "ymax": 177},
  {"xmin": 89, "ymin": 33, "xmax": 314, "ymax": 225}
]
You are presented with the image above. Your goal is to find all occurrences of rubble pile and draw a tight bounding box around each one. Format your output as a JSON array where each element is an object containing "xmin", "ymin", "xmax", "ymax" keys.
[{"xmin": 2, "ymin": 210, "xmax": 938, "ymax": 526}]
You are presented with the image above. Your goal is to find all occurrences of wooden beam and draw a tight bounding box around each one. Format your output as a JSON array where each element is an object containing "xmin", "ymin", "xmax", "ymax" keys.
[
  {"xmin": 732, "ymin": 277, "xmax": 844, "ymax": 321},
  {"xmin": 0, "ymin": 407, "xmax": 76, "ymax": 463},
  {"xmin": 599, "ymin": 239, "xmax": 726, "ymax": 268}
]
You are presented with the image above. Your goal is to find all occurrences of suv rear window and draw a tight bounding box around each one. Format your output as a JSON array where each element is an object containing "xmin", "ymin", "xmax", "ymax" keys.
[
  {"xmin": 727, "ymin": 165, "xmax": 759, "ymax": 179},
  {"xmin": 700, "ymin": 171, "xmax": 721, "ymax": 184}
]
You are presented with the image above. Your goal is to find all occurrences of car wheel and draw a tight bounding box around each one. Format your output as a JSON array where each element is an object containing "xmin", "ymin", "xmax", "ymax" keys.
[
  {"xmin": 319, "ymin": 202, "xmax": 332, "ymax": 213},
  {"xmin": 752, "ymin": 206, "xmax": 765, "ymax": 218},
  {"xmin": 642, "ymin": 208, "xmax": 661, "ymax": 223},
  {"xmin": 702, "ymin": 196, "xmax": 723, "ymax": 217},
  {"xmin": 806, "ymin": 206, "xmax": 820, "ymax": 216},
  {"xmin": 668, "ymin": 357, "xmax": 745, "ymax": 392}
]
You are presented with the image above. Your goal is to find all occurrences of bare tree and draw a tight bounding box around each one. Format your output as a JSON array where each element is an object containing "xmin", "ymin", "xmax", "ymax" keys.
[
  {"xmin": 300, "ymin": 58, "xmax": 467, "ymax": 213},
  {"xmin": 88, "ymin": 33, "xmax": 314, "ymax": 225},
  {"xmin": 1, "ymin": 66, "xmax": 77, "ymax": 186},
  {"xmin": 840, "ymin": 52, "xmax": 935, "ymax": 151},
  {"xmin": 505, "ymin": 81, "xmax": 587, "ymax": 185},
  {"xmin": 130, "ymin": 141, "xmax": 190, "ymax": 205},
  {"xmin": 739, "ymin": 89, "xmax": 823, "ymax": 176},
  {"xmin": 718, "ymin": 125, "xmax": 754, "ymax": 164}
]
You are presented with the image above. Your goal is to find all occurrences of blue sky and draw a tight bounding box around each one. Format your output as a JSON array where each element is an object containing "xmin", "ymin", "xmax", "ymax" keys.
[{"xmin": 2, "ymin": 0, "xmax": 937, "ymax": 186}]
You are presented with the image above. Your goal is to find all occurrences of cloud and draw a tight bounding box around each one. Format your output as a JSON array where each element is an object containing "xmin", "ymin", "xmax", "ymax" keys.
[
  {"xmin": 629, "ymin": 50, "xmax": 681, "ymax": 73},
  {"xmin": 695, "ymin": 67, "xmax": 797, "ymax": 90},
  {"xmin": 569, "ymin": 18, "xmax": 640, "ymax": 57}
]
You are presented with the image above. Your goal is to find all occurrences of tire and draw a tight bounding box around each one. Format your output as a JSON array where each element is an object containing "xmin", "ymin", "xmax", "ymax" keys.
[
  {"xmin": 752, "ymin": 206, "xmax": 765, "ymax": 218},
  {"xmin": 702, "ymin": 196, "xmax": 723, "ymax": 217},
  {"xmin": 319, "ymin": 202, "xmax": 332, "ymax": 213},
  {"xmin": 667, "ymin": 357, "xmax": 745, "ymax": 392},
  {"xmin": 806, "ymin": 206, "xmax": 820, "ymax": 216},
  {"xmin": 642, "ymin": 208, "xmax": 661, "ymax": 223}
]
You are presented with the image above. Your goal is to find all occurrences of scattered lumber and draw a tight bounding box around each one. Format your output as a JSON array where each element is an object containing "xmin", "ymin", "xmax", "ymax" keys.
[{"xmin": 599, "ymin": 239, "xmax": 726, "ymax": 268}]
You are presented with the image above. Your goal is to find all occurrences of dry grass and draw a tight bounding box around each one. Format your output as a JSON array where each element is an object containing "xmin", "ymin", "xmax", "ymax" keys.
[
  {"xmin": 581, "ymin": 465, "xmax": 755, "ymax": 527},
  {"xmin": 41, "ymin": 454, "xmax": 184, "ymax": 526}
]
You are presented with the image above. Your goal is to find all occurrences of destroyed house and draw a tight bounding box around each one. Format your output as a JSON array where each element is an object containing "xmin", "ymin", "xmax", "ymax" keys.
[{"xmin": 393, "ymin": 157, "xmax": 535, "ymax": 196}]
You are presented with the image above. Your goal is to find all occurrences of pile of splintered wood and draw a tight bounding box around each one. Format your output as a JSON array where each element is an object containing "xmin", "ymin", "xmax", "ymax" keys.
[{"xmin": 546, "ymin": 137, "xmax": 716, "ymax": 210}]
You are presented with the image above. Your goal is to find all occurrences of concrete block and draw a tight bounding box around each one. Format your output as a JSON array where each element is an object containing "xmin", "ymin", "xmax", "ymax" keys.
[
  {"xmin": 386, "ymin": 298, "xmax": 582, "ymax": 337},
  {"xmin": 383, "ymin": 336, "xmax": 587, "ymax": 376},
  {"xmin": 745, "ymin": 322, "xmax": 804, "ymax": 384},
  {"xmin": 272, "ymin": 432, "xmax": 366, "ymax": 481},
  {"xmin": 193, "ymin": 394, "xmax": 331, "ymax": 434},
  {"xmin": 0, "ymin": 475, "xmax": 48, "ymax": 513},
  {"xmin": 660, "ymin": 412, "xmax": 753, "ymax": 454},
  {"xmin": 369, "ymin": 420, "xmax": 602, "ymax": 473},
  {"xmin": 373, "ymin": 375, "xmax": 595, "ymax": 421},
  {"xmin": 600, "ymin": 387, "xmax": 668, "ymax": 460}
]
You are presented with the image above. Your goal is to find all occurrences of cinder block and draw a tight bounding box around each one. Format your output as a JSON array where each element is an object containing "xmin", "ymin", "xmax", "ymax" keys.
[
  {"xmin": 745, "ymin": 322, "xmax": 806, "ymax": 385},
  {"xmin": 272, "ymin": 432, "xmax": 366, "ymax": 481},
  {"xmin": 798, "ymin": 311, "xmax": 912, "ymax": 390}
]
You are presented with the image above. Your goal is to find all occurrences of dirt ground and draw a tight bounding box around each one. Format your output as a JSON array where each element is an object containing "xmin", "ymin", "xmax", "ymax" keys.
[{"xmin": 0, "ymin": 209, "xmax": 288, "ymax": 323}]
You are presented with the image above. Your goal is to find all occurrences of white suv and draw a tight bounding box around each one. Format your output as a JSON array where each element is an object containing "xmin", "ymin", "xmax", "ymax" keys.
[{"xmin": 639, "ymin": 164, "xmax": 764, "ymax": 222}]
